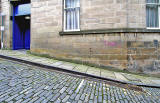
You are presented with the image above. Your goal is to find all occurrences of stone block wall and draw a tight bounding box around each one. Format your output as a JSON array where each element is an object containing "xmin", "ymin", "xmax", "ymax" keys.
[
  {"xmin": 31, "ymin": 32, "xmax": 160, "ymax": 73},
  {"xmin": 126, "ymin": 33, "xmax": 160, "ymax": 73},
  {"xmin": 80, "ymin": 0, "xmax": 146, "ymax": 30},
  {"xmin": 30, "ymin": 0, "xmax": 160, "ymax": 74},
  {"xmin": 1, "ymin": 0, "xmax": 11, "ymax": 48},
  {"xmin": 1, "ymin": 0, "xmax": 160, "ymax": 74},
  {"xmin": 31, "ymin": 0, "xmax": 146, "ymax": 34},
  {"xmin": 31, "ymin": 0, "xmax": 62, "ymax": 38},
  {"xmin": 127, "ymin": 0, "xmax": 146, "ymax": 28},
  {"xmin": 80, "ymin": 0, "xmax": 128, "ymax": 29}
]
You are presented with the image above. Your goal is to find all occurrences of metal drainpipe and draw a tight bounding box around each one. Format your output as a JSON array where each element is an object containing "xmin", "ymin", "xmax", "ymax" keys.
[{"xmin": 1, "ymin": 15, "xmax": 4, "ymax": 49}]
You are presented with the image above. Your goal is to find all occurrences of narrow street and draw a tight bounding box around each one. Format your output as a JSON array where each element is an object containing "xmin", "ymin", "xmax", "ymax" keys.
[{"xmin": 0, "ymin": 58, "xmax": 159, "ymax": 103}]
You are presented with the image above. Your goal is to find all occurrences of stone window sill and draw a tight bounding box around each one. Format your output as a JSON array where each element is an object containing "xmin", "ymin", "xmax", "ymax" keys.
[{"xmin": 59, "ymin": 28, "xmax": 160, "ymax": 36}]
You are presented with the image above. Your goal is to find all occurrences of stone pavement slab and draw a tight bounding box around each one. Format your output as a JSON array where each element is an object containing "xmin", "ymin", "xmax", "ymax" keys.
[
  {"xmin": 58, "ymin": 63, "xmax": 75, "ymax": 70},
  {"xmin": 152, "ymin": 80, "xmax": 160, "ymax": 84},
  {"xmin": 121, "ymin": 73, "xmax": 141, "ymax": 82},
  {"xmin": 38, "ymin": 60, "xmax": 58, "ymax": 65},
  {"xmin": 50, "ymin": 61, "xmax": 64, "ymax": 66},
  {"xmin": 101, "ymin": 69, "xmax": 116, "ymax": 79},
  {"xmin": 73, "ymin": 65, "xmax": 88, "ymax": 73},
  {"xmin": 58, "ymin": 62, "xmax": 76, "ymax": 70},
  {"xmin": 114, "ymin": 72, "xmax": 129, "ymax": 81},
  {"xmin": 86, "ymin": 67, "xmax": 101, "ymax": 76}
]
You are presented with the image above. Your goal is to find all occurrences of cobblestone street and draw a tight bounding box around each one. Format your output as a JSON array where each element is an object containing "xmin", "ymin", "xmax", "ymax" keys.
[{"xmin": 0, "ymin": 59, "xmax": 160, "ymax": 103}]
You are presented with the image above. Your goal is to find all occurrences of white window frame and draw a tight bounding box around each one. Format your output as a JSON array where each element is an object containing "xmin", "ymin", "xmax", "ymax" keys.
[
  {"xmin": 146, "ymin": 2, "xmax": 160, "ymax": 29},
  {"xmin": 63, "ymin": 0, "xmax": 80, "ymax": 32}
]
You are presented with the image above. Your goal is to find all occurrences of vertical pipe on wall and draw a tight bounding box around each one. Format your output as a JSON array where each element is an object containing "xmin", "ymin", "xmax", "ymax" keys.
[
  {"xmin": 9, "ymin": 3, "xmax": 13, "ymax": 49},
  {"xmin": 1, "ymin": 15, "xmax": 4, "ymax": 49},
  {"xmin": 1, "ymin": 16, "xmax": 3, "ymax": 49},
  {"xmin": 12, "ymin": 6, "xmax": 15, "ymax": 50}
]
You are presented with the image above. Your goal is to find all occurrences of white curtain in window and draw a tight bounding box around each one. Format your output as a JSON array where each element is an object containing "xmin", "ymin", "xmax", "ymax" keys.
[
  {"xmin": 65, "ymin": 0, "xmax": 80, "ymax": 30},
  {"xmin": 146, "ymin": 0, "xmax": 159, "ymax": 27},
  {"xmin": 146, "ymin": 5, "xmax": 159, "ymax": 27}
]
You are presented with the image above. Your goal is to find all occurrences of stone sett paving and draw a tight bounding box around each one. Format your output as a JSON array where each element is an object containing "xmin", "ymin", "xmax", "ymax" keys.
[{"xmin": 0, "ymin": 59, "xmax": 160, "ymax": 103}]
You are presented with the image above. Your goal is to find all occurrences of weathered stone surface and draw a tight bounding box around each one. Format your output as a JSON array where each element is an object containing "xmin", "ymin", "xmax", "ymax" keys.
[
  {"xmin": 0, "ymin": 59, "xmax": 159, "ymax": 103},
  {"xmin": 1, "ymin": 0, "xmax": 160, "ymax": 73}
]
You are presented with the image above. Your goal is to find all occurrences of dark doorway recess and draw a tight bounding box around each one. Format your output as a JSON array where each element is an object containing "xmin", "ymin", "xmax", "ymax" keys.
[
  {"xmin": 10, "ymin": 0, "xmax": 31, "ymax": 6},
  {"xmin": 12, "ymin": 1, "xmax": 31, "ymax": 50},
  {"xmin": 13, "ymin": 15, "xmax": 30, "ymax": 50}
]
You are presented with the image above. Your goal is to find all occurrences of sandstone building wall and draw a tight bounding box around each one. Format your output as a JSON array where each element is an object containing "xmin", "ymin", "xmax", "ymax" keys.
[
  {"xmin": 1, "ymin": 0, "xmax": 11, "ymax": 48},
  {"xmin": 1, "ymin": 0, "xmax": 160, "ymax": 73}
]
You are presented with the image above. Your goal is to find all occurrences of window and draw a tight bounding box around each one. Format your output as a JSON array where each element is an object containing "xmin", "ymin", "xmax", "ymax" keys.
[
  {"xmin": 154, "ymin": 40, "xmax": 159, "ymax": 48},
  {"xmin": 64, "ymin": 0, "xmax": 80, "ymax": 31},
  {"xmin": 146, "ymin": 0, "xmax": 160, "ymax": 28}
]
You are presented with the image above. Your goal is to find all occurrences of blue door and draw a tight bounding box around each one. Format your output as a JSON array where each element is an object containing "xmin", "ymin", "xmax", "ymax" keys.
[
  {"xmin": 24, "ymin": 28, "xmax": 30, "ymax": 49},
  {"xmin": 13, "ymin": 4, "xmax": 31, "ymax": 50}
]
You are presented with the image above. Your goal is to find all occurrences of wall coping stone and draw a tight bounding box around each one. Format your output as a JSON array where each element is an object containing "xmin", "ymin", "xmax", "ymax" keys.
[{"xmin": 59, "ymin": 28, "xmax": 160, "ymax": 36}]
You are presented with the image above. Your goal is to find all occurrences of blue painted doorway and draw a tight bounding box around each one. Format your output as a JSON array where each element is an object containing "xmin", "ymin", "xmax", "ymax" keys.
[{"xmin": 12, "ymin": 3, "xmax": 31, "ymax": 50}]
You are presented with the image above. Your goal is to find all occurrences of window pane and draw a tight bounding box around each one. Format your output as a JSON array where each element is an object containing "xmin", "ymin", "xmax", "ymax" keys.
[
  {"xmin": 146, "ymin": 5, "xmax": 159, "ymax": 27},
  {"xmin": 71, "ymin": 0, "xmax": 74, "ymax": 8},
  {"xmin": 76, "ymin": 8, "xmax": 80, "ymax": 29},
  {"xmin": 71, "ymin": 9, "xmax": 74, "ymax": 29},
  {"xmin": 146, "ymin": 0, "xmax": 159, "ymax": 3},
  {"xmin": 73, "ymin": 8, "xmax": 76, "ymax": 29},
  {"xmin": 66, "ymin": 10, "xmax": 71, "ymax": 30},
  {"xmin": 64, "ymin": 0, "xmax": 80, "ymax": 31},
  {"xmin": 65, "ymin": 0, "xmax": 71, "ymax": 8},
  {"xmin": 75, "ymin": 0, "xmax": 80, "ymax": 7}
]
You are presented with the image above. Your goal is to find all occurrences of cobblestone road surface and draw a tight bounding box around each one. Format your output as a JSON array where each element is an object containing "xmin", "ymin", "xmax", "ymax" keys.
[{"xmin": 0, "ymin": 59, "xmax": 160, "ymax": 103}]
